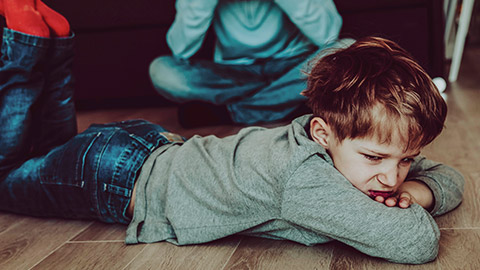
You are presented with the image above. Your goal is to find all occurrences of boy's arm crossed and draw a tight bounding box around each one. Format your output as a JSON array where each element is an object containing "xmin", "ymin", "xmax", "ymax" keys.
[
  {"xmin": 405, "ymin": 156, "xmax": 465, "ymax": 216},
  {"xmin": 282, "ymin": 157, "xmax": 441, "ymax": 264},
  {"xmin": 341, "ymin": 155, "xmax": 464, "ymax": 215},
  {"xmin": 375, "ymin": 179, "xmax": 435, "ymax": 210},
  {"xmin": 393, "ymin": 180, "xmax": 435, "ymax": 210}
]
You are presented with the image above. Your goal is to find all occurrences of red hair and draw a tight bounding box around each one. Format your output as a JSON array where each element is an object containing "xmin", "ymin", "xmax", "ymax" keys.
[{"xmin": 302, "ymin": 37, "xmax": 447, "ymax": 149}]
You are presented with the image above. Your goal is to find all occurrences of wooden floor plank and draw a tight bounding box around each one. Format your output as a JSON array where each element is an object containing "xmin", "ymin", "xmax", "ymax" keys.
[
  {"xmin": 327, "ymin": 241, "xmax": 439, "ymax": 270},
  {"xmin": 222, "ymin": 237, "xmax": 333, "ymax": 270},
  {"xmin": 72, "ymin": 221, "xmax": 127, "ymax": 241},
  {"xmin": 124, "ymin": 236, "xmax": 242, "ymax": 270},
  {"xmin": 0, "ymin": 213, "xmax": 26, "ymax": 234},
  {"xmin": 0, "ymin": 217, "xmax": 90, "ymax": 269},
  {"xmin": 437, "ymin": 229, "xmax": 480, "ymax": 270},
  {"xmin": 31, "ymin": 242, "xmax": 145, "ymax": 270}
]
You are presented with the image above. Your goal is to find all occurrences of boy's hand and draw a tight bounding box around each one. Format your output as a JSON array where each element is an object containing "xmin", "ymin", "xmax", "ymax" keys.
[{"xmin": 373, "ymin": 181, "xmax": 434, "ymax": 210}]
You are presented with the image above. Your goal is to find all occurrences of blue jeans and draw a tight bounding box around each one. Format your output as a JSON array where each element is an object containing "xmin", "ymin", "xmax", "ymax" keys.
[
  {"xmin": 149, "ymin": 38, "xmax": 354, "ymax": 125},
  {"xmin": 149, "ymin": 52, "xmax": 314, "ymax": 125},
  {"xmin": 0, "ymin": 29, "xmax": 174, "ymax": 224}
]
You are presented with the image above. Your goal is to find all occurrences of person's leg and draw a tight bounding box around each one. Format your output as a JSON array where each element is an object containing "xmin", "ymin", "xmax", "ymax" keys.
[
  {"xmin": 227, "ymin": 54, "xmax": 311, "ymax": 124},
  {"xmin": 149, "ymin": 56, "xmax": 269, "ymax": 127},
  {"xmin": 229, "ymin": 39, "xmax": 356, "ymax": 125},
  {"xmin": 149, "ymin": 56, "xmax": 267, "ymax": 104},
  {"xmin": 1, "ymin": 0, "xmax": 74, "ymax": 169},
  {"xmin": 0, "ymin": 120, "xmax": 173, "ymax": 223},
  {"xmin": 0, "ymin": 2, "xmax": 164, "ymax": 223},
  {"xmin": 0, "ymin": 28, "xmax": 50, "ymax": 173},
  {"xmin": 32, "ymin": 34, "xmax": 77, "ymax": 156},
  {"xmin": 0, "ymin": 29, "xmax": 173, "ymax": 221}
]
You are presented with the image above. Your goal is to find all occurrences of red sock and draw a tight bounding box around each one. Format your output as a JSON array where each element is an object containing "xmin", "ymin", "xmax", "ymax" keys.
[
  {"xmin": 0, "ymin": 0, "xmax": 4, "ymax": 17},
  {"xmin": 4, "ymin": 0, "xmax": 49, "ymax": 37},
  {"xmin": 36, "ymin": 0, "xmax": 70, "ymax": 37}
]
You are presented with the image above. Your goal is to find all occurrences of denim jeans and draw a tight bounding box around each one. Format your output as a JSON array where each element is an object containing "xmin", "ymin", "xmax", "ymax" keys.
[
  {"xmin": 149, "ymin": 52, "xmax": 313, "ymax": 125},
  {"xmin": 149, "ymin": 39, "xmax": 353, "ymax": 125},
  {"xmin": 0, "ymin": 28, "xmax": 76, "ymax": 172},
  {"xmin": 0, "ymin": 29, "xmax": 174, "ymax": 224}
]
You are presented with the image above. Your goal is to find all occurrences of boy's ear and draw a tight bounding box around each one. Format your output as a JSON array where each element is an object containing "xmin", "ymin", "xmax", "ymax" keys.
[{"xmin": 310, "ymin": 117, "xmax": 332, "ymax": 149}]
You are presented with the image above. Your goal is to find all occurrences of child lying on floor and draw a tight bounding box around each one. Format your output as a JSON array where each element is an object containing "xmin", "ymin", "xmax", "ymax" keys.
[{"xmin": 0, "ymin": 0, "xmax": 464, "ymax": 265}]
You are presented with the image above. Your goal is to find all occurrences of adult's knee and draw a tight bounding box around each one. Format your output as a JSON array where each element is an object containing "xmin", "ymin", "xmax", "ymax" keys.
[{"xmin": 149, "ymin": 56, "xmax": 190, "ymax": 101}]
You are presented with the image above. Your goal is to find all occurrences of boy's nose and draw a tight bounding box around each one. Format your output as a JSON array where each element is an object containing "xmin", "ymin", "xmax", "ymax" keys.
[{"xmin": 376, "ymin": 167, "xmax": 399, "ymax": 187}]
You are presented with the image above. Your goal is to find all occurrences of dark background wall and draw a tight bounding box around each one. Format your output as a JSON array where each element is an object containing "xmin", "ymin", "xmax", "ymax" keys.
[{"xmin": 0, "ymin": 0, "xmax": 445, "ymax": 108}]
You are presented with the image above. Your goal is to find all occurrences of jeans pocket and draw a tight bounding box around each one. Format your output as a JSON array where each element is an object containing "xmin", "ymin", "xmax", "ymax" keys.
[
  {"xmin": 40, "ymin": 131, "xmax": 102, "ymax": 188},
  {"xmin": 29, "ymin": 131, "xmax": 104, "ymax": 219}
]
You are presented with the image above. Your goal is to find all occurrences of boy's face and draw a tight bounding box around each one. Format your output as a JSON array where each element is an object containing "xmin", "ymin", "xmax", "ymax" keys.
[{"xmin": 310, "ymin": 117, "xmax": 421, "ymax": 197}]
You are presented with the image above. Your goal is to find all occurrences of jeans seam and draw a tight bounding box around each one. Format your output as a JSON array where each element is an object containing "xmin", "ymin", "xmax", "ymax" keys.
[
  {"xmin": 92, "ymin": 131, "xmax": 116, "ymax": 221},
  {"xmin": 80, "ymin": 132, "xmax": 102, "ymax": 188}
]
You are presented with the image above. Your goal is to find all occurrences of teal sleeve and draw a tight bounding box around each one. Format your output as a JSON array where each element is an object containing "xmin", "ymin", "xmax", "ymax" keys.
[
  {"xmin": 282, "ymin": 156, "xmax": 440, "ymax": 264},
  {"xmin": 274, "ymin": 0, "xmax": 342, "ymax": 47},
  {"xmin": 167, "ymin": 0, "xmax": 219, "ymax": 59},
  {"xmin": 407, "ymin": 155, "xmax": 465, "ymax": 216}
]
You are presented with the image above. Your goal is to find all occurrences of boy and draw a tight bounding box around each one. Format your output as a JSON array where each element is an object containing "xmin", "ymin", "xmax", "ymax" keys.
[{"xmin": 0, "ymin": 1, "xmax": 464, "ymax": 265}]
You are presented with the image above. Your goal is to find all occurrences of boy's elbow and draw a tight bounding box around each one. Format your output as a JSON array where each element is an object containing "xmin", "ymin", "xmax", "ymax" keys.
[
  {"xmin": 386, "ymin": 222, "xmax": 440, "ymax": 264},
  {"xmin": 367, "ymin": 208, "xmax": 441, "ymax": 264},
  {"xmin": 391, "ymin": 236, "xmax": 439, "ymax": 264}
]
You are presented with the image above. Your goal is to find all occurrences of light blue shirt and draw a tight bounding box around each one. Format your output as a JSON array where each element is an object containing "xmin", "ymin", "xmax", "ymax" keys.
[{"xmin": 167, "ymin": 0, "xmax": 342, "ymax": 64}]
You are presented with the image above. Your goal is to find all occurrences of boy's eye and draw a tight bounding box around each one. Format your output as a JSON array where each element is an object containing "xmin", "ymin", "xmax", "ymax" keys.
[
  {"xmin": 364, "ymin": 154, "xmax": 381, "ymax": 161},
  {"xmin": 400, "ymin": 158, "xmax": 415, "ymax": 164}
]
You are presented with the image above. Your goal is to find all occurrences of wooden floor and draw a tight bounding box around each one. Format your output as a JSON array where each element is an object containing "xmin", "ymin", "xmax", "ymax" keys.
[{"xmin": 1, "ymin": 47, "xmax": 480, "ymax": 269}]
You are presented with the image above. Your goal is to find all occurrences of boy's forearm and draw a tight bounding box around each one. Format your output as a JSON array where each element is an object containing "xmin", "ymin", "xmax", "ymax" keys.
[
  {"xmin": 287, "ymin": 199, "xmax": 440, "ymax": 264},
  {"xmin": 399, "ymin": 180, "xmax": 434, "ymax": 211},
  {"xmin": 407, "ymin": 156, "xmax": 465, "ymax": 216}
]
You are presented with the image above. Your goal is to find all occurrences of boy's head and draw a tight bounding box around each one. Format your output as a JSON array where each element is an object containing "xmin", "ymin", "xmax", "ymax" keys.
[{"xmin": 302, "ymin": 37, "xmax": 447, "ymax": 197}]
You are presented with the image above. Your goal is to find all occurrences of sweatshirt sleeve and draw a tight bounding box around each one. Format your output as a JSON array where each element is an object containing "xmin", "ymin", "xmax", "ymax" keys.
[
  {"xmin": 407, "ymin": 155, "xmax": 465, "ymax": 217},
  {"xmin": 282, "ymin": 156, "xmax": 441, "ymax": 264},
  {"xmin": 274, "ymin": 0, "xmax": 342, "ymax": 47},
  {"xmin": 166, "ymin": 0, "xmax": 219, "ymax": 59}
]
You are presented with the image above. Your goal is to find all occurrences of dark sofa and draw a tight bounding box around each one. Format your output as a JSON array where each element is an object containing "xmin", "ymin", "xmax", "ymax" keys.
[{"xmin": 1, "ymin": 0, "xmax": 445, "ymax": 106}]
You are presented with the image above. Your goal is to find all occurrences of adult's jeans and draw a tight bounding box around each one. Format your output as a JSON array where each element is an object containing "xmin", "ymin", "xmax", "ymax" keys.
[
  {"xmin": 149, "ymin": 39, "xmax": 354, "ymax": 125},
  {"xmin": 0, "ymin": 29, "xmax": 173, "ymax": 224},
  {"xmin": 149, "ymin": 52, "xmax": 313, "ymax": 125}
]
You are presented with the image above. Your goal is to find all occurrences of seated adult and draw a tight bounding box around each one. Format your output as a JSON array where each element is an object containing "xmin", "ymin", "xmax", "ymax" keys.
[{"xmin": 149, "ymin": 0, "xmax": 343, "ymax": 126}]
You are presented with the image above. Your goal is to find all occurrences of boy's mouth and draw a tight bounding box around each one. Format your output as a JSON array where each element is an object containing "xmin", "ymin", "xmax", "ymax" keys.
[{"xmin": 369, "ymin": 190, "xmax": 394, "ymax": 199}]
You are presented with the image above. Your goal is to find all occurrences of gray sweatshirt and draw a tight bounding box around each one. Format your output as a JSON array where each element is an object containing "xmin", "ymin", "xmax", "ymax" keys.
[{"xmin": 126, "ymin": 115, "xmax": 464, "ymax": 264}]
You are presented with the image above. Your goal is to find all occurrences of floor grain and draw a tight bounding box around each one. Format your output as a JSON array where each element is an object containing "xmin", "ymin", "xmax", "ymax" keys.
[
  {"xmin": 0, "ymin": 217, "xmax": 90, "ymax": 269},
  {"xmin": 31, "ymin": 242, "xmax": 145, "ymax": 270},
  {"xmin": 224, "ymin": 237, "xmax": 334, "ymax": 270},
  {"xmin": 124, "ymin": 237, "xmax": 242, "ymax": 270}
]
